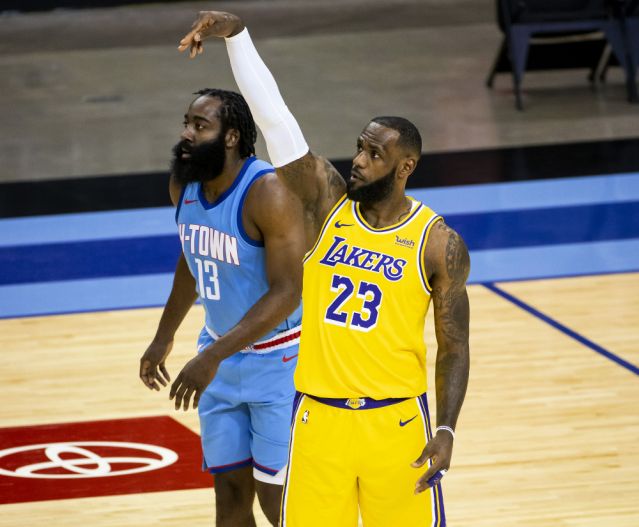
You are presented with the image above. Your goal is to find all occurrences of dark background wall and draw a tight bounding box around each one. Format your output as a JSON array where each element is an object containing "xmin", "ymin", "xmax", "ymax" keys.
[{"xmin": 0, "ymin": 0, "xmax": 183, "ymax": 12}]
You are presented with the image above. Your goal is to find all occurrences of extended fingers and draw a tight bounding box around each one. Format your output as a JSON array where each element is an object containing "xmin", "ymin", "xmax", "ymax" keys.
[
  {"xmin": 180, "ymin": 39, "xmax": 203, "ymax": 59},
  {"xmin": 181, "ymin": 387, "xmax": 194, "ymax": 411},
  {"xmin": 179, "ymin": 13, "xmax": 221, "ymax": 56},
  {"xmin": 411, "ymin": 442, "xmax": 442, "ymax": 493},
  {"xmin": 172, "ymin": 383, "xmax": 187, "ymax": 410},
  {"xmin": 178, "ymin": 28, "xmax": 202, "ymax": 55},
  {"xmin": 141, "ymin": 375, "xmax": 159, "ymax": 391},
  {"xmin": 155, "ymin": 374, "xmax": 167, "ymax": 388},
  {"xmin": 140, "ymin": 361, "xmax": 159, "ymax": 390},
  {"xmin": 169, "ymin": 372, "xmax": 182, "ymax": 399},
  {"xmin": 159, "ymin": 364, "xmax": 171, "ymax": 384},
  {"xmin": 179, "ymin": 29, "xmax": 197, "ymax": 47},
  {"xmin": 411, "ymin": 452, "xmax": 429, "ymax": 468},
  {"xmin": 411, "ymin": 442, "xmax": 434, "ymax": 468},
  {"xmin": 415, "ymin": 468, "xmax": 447, "ymax": 494},
  {"xmin": 189, "ymin": 41, "xmax": 203, "ymax": 59}
]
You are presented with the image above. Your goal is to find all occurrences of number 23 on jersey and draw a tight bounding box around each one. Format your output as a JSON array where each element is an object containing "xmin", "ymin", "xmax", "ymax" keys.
[{"xmin": 324, "ymin": 274, "xmax": 382, "ymax": 331}]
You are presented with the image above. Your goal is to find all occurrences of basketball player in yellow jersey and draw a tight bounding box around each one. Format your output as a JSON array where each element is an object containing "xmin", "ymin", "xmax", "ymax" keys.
[{"xmin": 179, "ymin": 11, "xmax": 470, "ymax": 527}]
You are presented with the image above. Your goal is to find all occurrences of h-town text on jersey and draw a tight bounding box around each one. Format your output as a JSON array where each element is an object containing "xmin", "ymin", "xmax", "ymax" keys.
[{"xmin": 178, "ymin": 223, "xmax": 240, "ymax": 266}]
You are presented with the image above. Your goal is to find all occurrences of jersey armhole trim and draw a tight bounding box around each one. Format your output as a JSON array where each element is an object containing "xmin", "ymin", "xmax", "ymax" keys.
[
  {"xmin": 303, "ymin": 193, "xmax": 348, "ymax": 264},
  {"xmin": 418, "ymin": 215, "xmax": 443, "ymax": 294},
  {"xmin": 236, "ymin": 168, "xmax": 275, "ymax": 247}
]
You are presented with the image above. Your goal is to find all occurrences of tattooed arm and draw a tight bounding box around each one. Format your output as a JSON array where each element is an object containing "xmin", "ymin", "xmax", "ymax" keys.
[
  {"xmin": 276, "ymin": 153, "xmax": 346, "ymax": 246},
  {"xmin": 412, "ymin": 220, "xmax": 470, "ymax": 493},
  {"xmin": 177, "ymin": 10, "xmax": 345, "ymax": 246}
]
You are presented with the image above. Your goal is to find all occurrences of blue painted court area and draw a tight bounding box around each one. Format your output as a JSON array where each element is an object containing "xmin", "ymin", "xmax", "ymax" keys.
[{"xmin": 0, "ymin": 173, "xmax": 638, "ymax": 319}]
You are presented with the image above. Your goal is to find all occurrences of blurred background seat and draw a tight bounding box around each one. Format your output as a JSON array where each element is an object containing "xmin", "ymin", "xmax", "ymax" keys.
[{"xmin": 486, "ymin": 0, "xmax": 638, "ymax": 109}]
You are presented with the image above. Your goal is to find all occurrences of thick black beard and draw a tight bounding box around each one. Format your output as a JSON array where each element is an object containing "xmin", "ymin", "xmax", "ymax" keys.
[
  {"xmin": 170, "ymin": 136, "xmax": 226, "ymax": 185},
  {"xmin": 346, "ymin": 168, "xmax": 396, "ymax": 204}
]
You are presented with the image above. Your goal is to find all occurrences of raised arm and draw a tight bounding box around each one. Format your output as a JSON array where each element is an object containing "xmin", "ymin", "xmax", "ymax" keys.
[
  {"xmin": 178, "ymin": 11, "xmax": 346, "ymax": 241},
  {"xmin": 412, "ymin": 220, "xmax": 470, "ymax": 493}
]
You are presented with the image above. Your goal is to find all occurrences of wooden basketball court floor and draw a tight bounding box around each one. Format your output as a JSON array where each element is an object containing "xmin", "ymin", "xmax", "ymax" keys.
[
  {"xmin": 0, "ymin": 270, "xmax": 637, "ymax": 526},
  {"xmin": 1, "ymin": 170, "xmax": 638, "ymax": 525}
]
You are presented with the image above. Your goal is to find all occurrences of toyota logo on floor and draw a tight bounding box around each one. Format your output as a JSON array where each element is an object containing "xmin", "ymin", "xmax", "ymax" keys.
[
  {"xmin": 0, "ymin": 416, "xmax": 212, "ymax": 504},
  {"xmin": 0, "ymin": 441, "xmax": 178, "ymax": 479}
]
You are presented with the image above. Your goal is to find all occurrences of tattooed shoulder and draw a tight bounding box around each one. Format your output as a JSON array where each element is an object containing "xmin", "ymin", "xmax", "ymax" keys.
[
  {"xmin": 326, "ymin": 161, "xmax": 347, "ymax": 199},
  {"xmin": 435, "ymin": 221, "xmax": 470, "ymax": 282},
  {"xmin": 276, "ymin": 153, "xmax": 316, "ymax": 182}
]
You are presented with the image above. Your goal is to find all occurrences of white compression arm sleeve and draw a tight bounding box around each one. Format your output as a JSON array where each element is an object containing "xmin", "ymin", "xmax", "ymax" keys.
[{"xmin": 225, "ymin": 28, "xmax": 309, "ymax": 168}]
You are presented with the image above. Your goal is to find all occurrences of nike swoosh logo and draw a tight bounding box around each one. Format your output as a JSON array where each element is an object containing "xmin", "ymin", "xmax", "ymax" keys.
[
  {"xmin": 334, "ymin": 221, "xmax": 354, "ymax": 228},
  {"xmin": 184, "ymin": 199, "xmax": 198, "ymax": 204},
  {"xmin": 282, "ymin": 354, "xmax": 298, "ymax": 363},
  {"xmin": 399, "ymin": 415, "xmax": 417, "ymax": 427}
]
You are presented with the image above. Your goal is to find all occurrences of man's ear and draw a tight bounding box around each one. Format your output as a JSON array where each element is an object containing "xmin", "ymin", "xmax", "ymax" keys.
[
  {"xmin": 397, "ymin": 156, "xmax": 417, "ymax": 180},
  {"xmin": 225, "ymin": 128, "xmax": 240, "ymax": 148}
]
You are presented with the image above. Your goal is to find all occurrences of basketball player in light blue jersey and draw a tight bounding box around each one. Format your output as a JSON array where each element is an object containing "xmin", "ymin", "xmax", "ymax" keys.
[{"xmin": 139, "ymin": 88, "xmax": 305, "ymax": 526}]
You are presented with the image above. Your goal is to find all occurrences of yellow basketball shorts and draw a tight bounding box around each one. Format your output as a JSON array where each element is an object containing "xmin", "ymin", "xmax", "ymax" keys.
[{"xmin": 280, "ymin": 393, "xmax": 446, "ymax": 527}]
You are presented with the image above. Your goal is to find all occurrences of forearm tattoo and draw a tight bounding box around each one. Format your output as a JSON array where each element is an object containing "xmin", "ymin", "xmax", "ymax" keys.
[{"xmin": 432, "ymin": 223, "xmax": 471, "ymax": 428}]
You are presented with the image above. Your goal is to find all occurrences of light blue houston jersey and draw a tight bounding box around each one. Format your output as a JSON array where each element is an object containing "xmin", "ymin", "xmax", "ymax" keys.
[{"xmin": 176, "ymin": 156, "xmax": 301, "ymax": 339}]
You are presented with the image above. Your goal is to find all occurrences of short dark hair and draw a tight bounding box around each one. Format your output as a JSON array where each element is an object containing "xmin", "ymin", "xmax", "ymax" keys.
[
  {"xmin": 370, "ymin": 116, "xmax": 422, "ymax": 157},
  {"xmin": 194, "ymin": 88, "xmax": 257, "ymax": 158}
]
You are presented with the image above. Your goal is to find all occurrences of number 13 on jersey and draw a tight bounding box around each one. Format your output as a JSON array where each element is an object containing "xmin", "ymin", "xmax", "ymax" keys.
[
  {"xmin": 194, "ymin": 257, "xmax": 220, "ymax": 300},
  {"xmin": 325, "ymin": 274, "xmax": 382, "ymax": 331}
]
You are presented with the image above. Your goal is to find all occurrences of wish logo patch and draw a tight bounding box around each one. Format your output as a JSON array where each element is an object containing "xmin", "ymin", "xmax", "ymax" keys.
[{"xmin": 395, "ymin": 235, "xmax": 415, "ymax": 248}]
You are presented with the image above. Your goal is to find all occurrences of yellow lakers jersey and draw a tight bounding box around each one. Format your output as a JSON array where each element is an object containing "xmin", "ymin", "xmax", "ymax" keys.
[{"xmin": 295, "ymin": 194, "xmax": 442, "ymax": 398}]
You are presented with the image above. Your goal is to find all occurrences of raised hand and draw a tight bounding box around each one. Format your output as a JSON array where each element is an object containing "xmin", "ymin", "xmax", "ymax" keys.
[{"xmin": 178, "ymin": 11, "xmax": 245, "ymax": 58}]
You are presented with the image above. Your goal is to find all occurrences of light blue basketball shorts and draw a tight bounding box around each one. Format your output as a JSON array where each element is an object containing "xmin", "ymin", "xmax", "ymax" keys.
[{"xmin": 196, "ymin": 325, "xmax": 299, "ymax": 484}]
